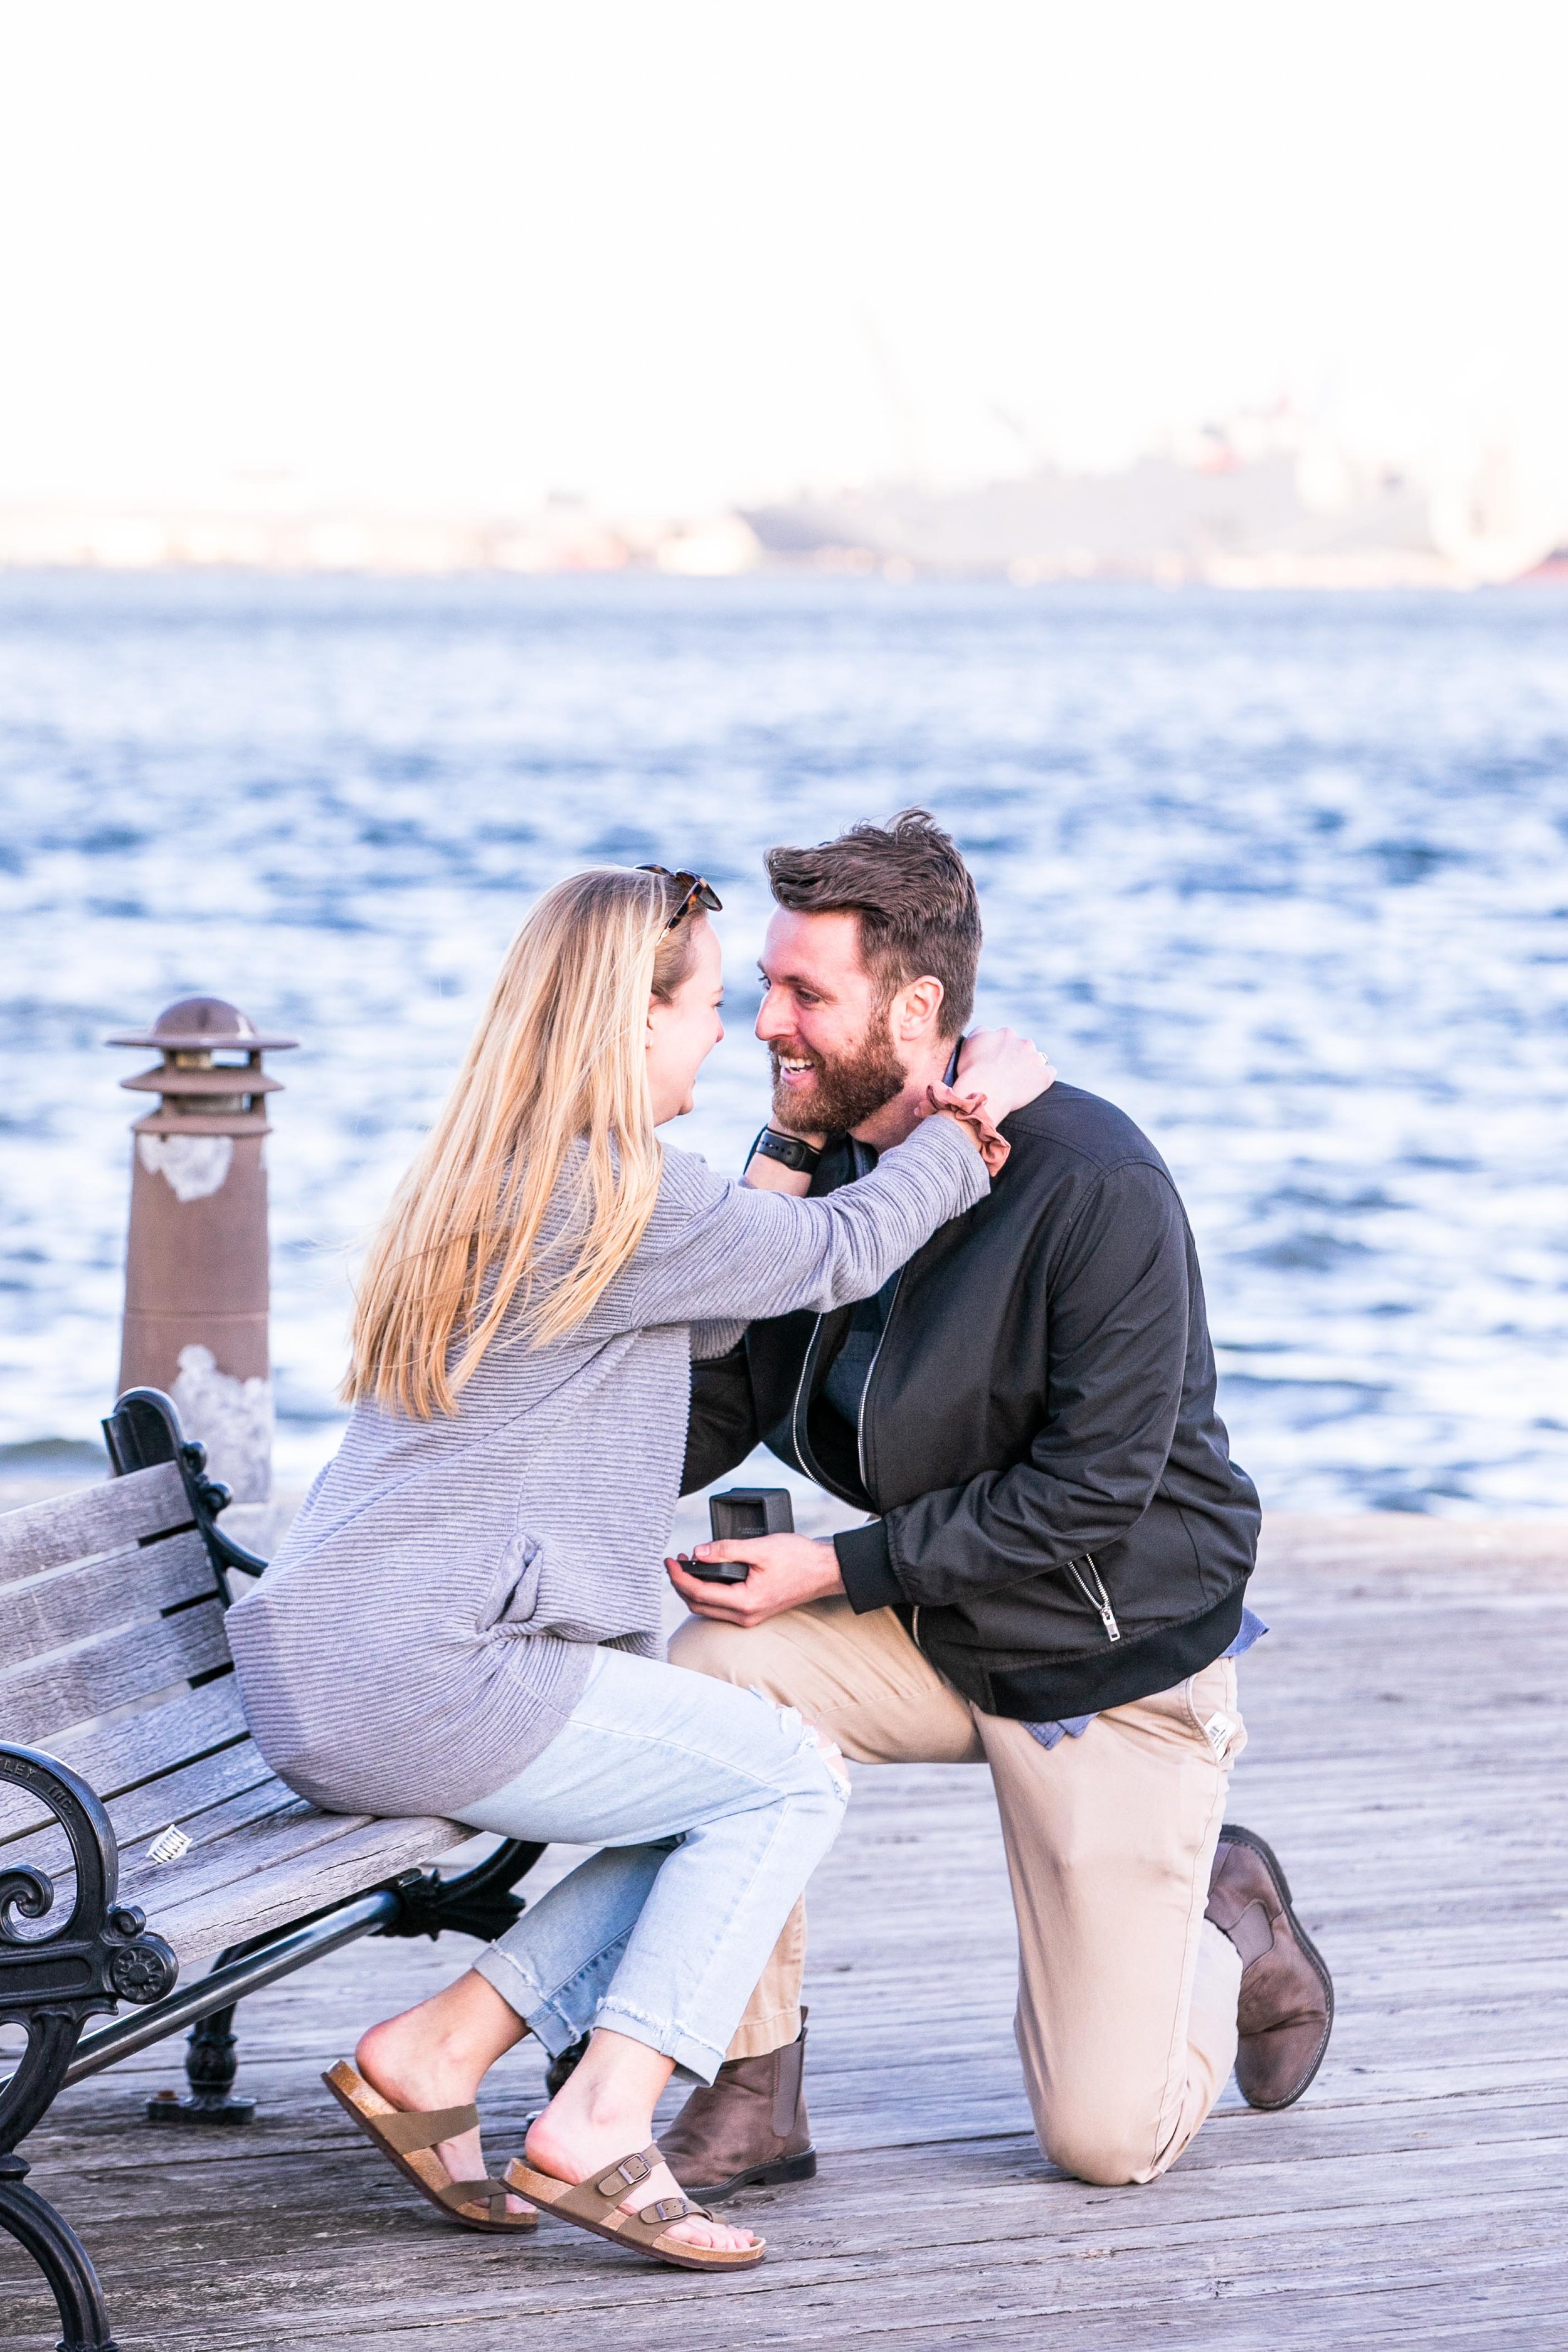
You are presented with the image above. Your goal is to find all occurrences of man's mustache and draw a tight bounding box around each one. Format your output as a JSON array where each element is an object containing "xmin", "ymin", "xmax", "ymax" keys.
[{"xmin": 768, "ymin": 1040, "xmax": 826, "ymax": 1074}]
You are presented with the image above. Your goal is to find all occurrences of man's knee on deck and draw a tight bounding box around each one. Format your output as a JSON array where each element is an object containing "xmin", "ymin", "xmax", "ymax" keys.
[
  {"xmin": 1034, "ymin": 2064, "xmax": 1182, "ymax": 2189},
  {"xmin": 1039, "ymin": 2106, "xmax": 1167, "ymax": 2189}
]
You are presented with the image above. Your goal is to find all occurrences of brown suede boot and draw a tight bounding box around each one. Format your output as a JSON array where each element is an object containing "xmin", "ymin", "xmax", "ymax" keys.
[
  {"xmin": 1206, "ymin": 1825, "xmax": 1334, "ymax": 2111},
  {"xmin": 658, "ymin": 2010, "xmax": 815, "ymax": 2202}
]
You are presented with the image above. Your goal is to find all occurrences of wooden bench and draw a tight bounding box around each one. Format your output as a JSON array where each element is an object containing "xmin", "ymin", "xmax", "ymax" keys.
[{"xmin": 0, "ymin": 1387, "xmax": 543, "ymax": 2352}]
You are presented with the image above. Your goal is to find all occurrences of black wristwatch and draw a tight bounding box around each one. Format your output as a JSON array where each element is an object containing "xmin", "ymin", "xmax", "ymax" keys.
[{"xmin": 746, "ymin": 1126, "xmax": 824, "ymax": 1175}]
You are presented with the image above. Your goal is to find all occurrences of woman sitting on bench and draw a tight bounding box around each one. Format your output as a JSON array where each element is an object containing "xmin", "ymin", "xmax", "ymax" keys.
[{"xmin": 228, "ymin": 862, "xmax": 1048, "ymax": 2272}]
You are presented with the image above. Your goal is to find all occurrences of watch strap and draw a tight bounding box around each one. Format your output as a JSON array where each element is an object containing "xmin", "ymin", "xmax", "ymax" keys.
[{"xmin": 749, "ymin": 1127, "xmax": 823, "ymax": 1175}]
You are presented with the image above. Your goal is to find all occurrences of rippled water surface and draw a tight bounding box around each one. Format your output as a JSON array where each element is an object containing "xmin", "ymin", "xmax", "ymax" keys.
[{"xmin": 1, "ymin": 573, "xmax": 1565, "ymax": 1512}]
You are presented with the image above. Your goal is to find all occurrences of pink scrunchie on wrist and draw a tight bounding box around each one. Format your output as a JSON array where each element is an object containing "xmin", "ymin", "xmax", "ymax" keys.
[{"xmin": 921, "ymin": 1083, "xmax": 1010, "ymax": 1175}]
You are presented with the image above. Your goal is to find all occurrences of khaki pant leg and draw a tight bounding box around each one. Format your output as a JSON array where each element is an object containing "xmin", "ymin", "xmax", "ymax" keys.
[
  {"xmin": 669, "ymin": 1599, "xmax": 983, "ymax": 2056},
  {"xmin": 977, "ymin": 1655, "xmax": 1246, "ymax": 2186}
]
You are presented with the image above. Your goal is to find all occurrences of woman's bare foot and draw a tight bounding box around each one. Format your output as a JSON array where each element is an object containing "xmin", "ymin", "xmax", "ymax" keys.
[
  {"xmin": 524, "ymin": 2028, "xmax": 759, "ymax": 2255},
  {"xmin": 356, "ymin": 1974, "xmax": 534, "ymax": 2218},
  {"xmin": 524, "ymin": 2103, "xmax": 758, "ymax": 2257}
]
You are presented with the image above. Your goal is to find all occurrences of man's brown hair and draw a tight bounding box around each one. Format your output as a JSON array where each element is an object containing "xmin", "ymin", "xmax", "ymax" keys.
[{"xmin": 765, "ymin": 807, "xmax": 982, "ymax": 1039}]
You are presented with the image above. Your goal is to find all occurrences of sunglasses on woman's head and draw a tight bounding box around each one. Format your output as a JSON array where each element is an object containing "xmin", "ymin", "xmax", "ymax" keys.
[{"xmin": 638, "ymin": 864, "xmax": 723, "ymax": 931}]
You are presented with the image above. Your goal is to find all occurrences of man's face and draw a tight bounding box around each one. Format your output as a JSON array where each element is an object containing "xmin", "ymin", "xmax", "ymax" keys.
[{"xmin": 755, "ymin": 908, "xmax": 908, "ymax": 1134}]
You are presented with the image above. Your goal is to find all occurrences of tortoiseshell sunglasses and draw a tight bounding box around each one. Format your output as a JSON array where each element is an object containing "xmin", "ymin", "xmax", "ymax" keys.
[{"xmin": 638, "ymin": 864, "xmax": 723, "ymax": 931}]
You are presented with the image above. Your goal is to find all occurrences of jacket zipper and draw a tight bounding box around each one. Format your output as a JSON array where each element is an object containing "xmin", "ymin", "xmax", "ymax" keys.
[
  {"xmin": 856, "ymin": 1269, "xmax": 904, "ymax": 1502},
  {"xmin": 1067, "ymin": 1554, "xmax": 1121, "ymax": 1643},
  {"xmin": 788, "ymin": 1316, "xmax": 827, "ymax": 1486},
  {"xmin": 856, "ymin": 1072, "xmax": 950, "ymax": 1515}
]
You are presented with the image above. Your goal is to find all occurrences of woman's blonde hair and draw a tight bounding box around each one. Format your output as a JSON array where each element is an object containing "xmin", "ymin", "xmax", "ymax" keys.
[{"xmin": 346, "ymin": 866, "xmax": 700, "ymax": 1418}]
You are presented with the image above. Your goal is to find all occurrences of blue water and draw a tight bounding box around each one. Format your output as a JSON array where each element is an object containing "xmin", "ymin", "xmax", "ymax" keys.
[{"xmin": 1, "ymin": 572, "xmax": 1565, "ymax": 1513}]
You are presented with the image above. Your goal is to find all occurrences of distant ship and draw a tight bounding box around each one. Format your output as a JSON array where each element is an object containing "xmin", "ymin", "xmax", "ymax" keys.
[{"xmin": 743, "ymin": 420, "xmax": 1568, "ymax": 587}]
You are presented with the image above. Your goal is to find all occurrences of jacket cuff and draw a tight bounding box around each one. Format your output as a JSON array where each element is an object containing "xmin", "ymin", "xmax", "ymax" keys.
[{"xmin": 834, "ymin": 1518, "xmax": 904, "ymax": 1612}]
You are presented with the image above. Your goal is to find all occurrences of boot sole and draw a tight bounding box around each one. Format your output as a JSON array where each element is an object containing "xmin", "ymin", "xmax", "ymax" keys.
[
  {"xmin": 682, "ymin": 2148, "xmax": 817, "ymax": 2203},
  {"xmin": 1220, "ymin": 1824, "xmax": 1335, "ymax": 2111}
]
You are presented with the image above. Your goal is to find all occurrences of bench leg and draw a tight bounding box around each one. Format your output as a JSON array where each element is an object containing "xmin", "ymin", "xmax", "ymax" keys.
[
  {"xmin": 145, "ymin": 1998, "xmax": 256, "ymax": 2126},
  {"xmin": 0, "ymin": 2154, "xmax": 119, "ymax": 2352}
]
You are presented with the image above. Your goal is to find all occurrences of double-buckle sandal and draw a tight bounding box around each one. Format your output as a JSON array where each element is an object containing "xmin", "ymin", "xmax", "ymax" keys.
[
  {"xmin": 324, "ymin": 2058, "xmax": 538, "ymax": 2233},
  {"xmin": 505, "ymin": 2142, "xmax": 766, "ymax": 2271}
]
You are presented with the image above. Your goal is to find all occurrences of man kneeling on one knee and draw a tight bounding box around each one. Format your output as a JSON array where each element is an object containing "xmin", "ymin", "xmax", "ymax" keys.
[{"xmin": 664, "ymin": 810, "xmax": 1334, "ymax": 2195}]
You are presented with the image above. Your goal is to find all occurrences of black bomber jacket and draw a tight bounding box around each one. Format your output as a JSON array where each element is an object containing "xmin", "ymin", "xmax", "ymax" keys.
[{"xmin": 681, "ymin": 1081, "xmax": 1261, "ymax": 1723}]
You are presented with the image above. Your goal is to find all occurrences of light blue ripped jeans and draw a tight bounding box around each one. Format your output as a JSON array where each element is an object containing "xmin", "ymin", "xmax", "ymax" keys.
[{"xmin": 453, "ymin": 1645, "xmax": 849, "ymax": 2084}]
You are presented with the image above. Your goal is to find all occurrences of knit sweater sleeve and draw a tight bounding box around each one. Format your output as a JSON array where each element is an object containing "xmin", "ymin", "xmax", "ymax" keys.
[{"xmin": 596, "ymin": 1114, "xmax": 988, "ymax": 1333}]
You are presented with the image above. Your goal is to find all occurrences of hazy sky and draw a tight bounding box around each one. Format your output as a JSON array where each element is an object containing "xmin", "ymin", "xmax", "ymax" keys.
[{"xmin": 1, "ymin": 1, "xmax": 1564, "ymax": 512}]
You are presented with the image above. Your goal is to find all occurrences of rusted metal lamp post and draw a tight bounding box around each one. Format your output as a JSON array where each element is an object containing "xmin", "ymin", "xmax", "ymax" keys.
[{"xmin": 109, "ymin": 998, "xmax": 297, "ymax": 1505}]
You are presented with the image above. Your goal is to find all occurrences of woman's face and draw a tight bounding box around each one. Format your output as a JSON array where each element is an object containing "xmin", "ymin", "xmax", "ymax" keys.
[{"xmin": 646, "ymin": 915, "xmax": 724, "ymax": 1124}]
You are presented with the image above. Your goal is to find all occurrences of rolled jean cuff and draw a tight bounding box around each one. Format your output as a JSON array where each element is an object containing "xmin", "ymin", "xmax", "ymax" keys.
[
  {"xmin": 473, "ymin": 1936, "xmax": 727, "ymax": 2085},
  {"xmin": 473, "ymin": 1937, "xmax": 625, "ymax": 2059},
  {"xmin": 593, "ymin": 1996, "xmax": 726, "ymax": 2085}
]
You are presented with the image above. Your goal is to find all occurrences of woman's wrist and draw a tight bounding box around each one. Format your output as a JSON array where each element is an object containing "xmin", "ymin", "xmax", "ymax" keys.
[
  {"xmin": 744, "ymin": 1152, "xmax": 810, "ymax": 1194},
  {"xmin": 931, "ymin": 1106, "xmax": 988, "ymax": 1160},
  {"xmin": 748, "ymin": 1127, "xmax": 824, "ymax": 1177},
  {"xmin": 742, "ymin": 1125, "xmax": 824, "ymax": 1195},
  {"xmin": 924, "ymin": 1085, "xmax": 1010, "ymax": 1175}
]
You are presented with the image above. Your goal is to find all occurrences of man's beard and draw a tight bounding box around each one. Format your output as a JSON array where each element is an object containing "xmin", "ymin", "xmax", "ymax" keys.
[{"xmin": 769, "ymin": 1028, "xmax": 908, "ymax": 1136}]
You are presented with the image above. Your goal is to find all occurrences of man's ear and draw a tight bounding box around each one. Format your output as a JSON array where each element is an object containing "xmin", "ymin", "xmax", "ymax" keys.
[{"xmin": 892, "ymin": 974, "xmax": 945, "ymax": 1041}]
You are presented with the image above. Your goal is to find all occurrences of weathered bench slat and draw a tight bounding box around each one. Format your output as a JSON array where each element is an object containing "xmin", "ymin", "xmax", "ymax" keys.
[
  {"xmin": 120, "ymin": 1793, "xmax": 391, "ymax": 1921},
  {"xmin": 14, "ymin": 1762, "xmax": 307, "ymax": 1894},
  {"xmin": 0, "ymin": 1733, "xmax": 278, "ymax": 1857},
  {"xmin": 0, "ymin": 1678, "xmax": 250, "ymax": 1828},
  {"xmin": 10, "ymin": 1767, "xmax": 471, "ymax": 1964},
  {"xmin": 117, "ymin": 1772, "xmax": 305, "ymax": 1869},
  {"xmin": 0, "ymin": 1462, "xmax": 191, "ymax": 1584},
  {"xmin": 1, "ymin": 1528, "xmax": 219, "ymax": 1671},
  {"xmin": 135, "ymin": 1809, "xmax": 472, "ymax": 1966},
  {"xmin": 0, "ymin": 1725, "xmax": 264, "ymax": 1848},
  {"xmin": 0, "ymin": 1599, "xmax": 231, "ymax": 1745}
]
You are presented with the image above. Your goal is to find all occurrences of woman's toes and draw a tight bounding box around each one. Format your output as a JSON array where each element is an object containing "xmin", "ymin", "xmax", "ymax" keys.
[
  {"xmin": 611, "ymin": 2158, "xmax": 755, "ymax": 2251},
  {"xmin": 669, "ymin": 2215, "xmax": 755, "ymax": 2252},
  {"xmin": 650, "ymin": 2196, "xmax": 755, "ymax": 2252}
]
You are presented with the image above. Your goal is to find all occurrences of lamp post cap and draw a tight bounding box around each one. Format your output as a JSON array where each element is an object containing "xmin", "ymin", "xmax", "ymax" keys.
[{"xmin": 107, "ymin": 997, "xmax": 299, "ymax": 1053}]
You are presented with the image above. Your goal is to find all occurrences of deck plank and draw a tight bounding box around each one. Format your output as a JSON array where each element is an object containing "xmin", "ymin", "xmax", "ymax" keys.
[{"xmin": 2, "ymin": 1512, "xmax": 1566, "ymax": 2348}]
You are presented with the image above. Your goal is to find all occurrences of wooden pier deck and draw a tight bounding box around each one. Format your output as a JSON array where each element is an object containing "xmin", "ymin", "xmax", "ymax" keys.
[{"xmin": 4, "ymin": 1513, "xmax": 1567, "ymax": 2349}]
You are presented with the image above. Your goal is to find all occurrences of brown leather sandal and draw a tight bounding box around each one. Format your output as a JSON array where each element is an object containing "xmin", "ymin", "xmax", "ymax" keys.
[
  {"xmin": 323, "ymin": 2059, "xmax": 538, "ymax": 2234},
  {"xmin": 504, "ymin": 2142, "xmax": 765, "ymax": 2271}
]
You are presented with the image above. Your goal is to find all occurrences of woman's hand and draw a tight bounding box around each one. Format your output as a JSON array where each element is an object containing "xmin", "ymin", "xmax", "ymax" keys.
[{"xmin": 956, "ymin": 1027, "xmax": 1056, "ymax": 1123}]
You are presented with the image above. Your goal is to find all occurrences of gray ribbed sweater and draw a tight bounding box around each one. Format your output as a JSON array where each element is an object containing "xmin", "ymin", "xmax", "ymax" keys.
[{"xmin": 226, "ymin": 1115, "xmax": 987, "ymax": 1816}]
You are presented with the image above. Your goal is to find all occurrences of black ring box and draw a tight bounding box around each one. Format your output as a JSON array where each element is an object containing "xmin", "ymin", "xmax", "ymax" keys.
[{"xmin": 682, "ymin": 1486, "xmax": 795, "ymax": 1582}]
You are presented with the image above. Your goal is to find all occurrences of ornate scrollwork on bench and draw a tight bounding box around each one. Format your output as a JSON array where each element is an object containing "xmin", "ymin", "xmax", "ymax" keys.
[
  {"xmin": 0, "ymin": 1744, "xmax": 177, "ymax": 2158},
  {"xmin": 378, "ymin": 1837, "xmax": 547, "ymax": 1947}
]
